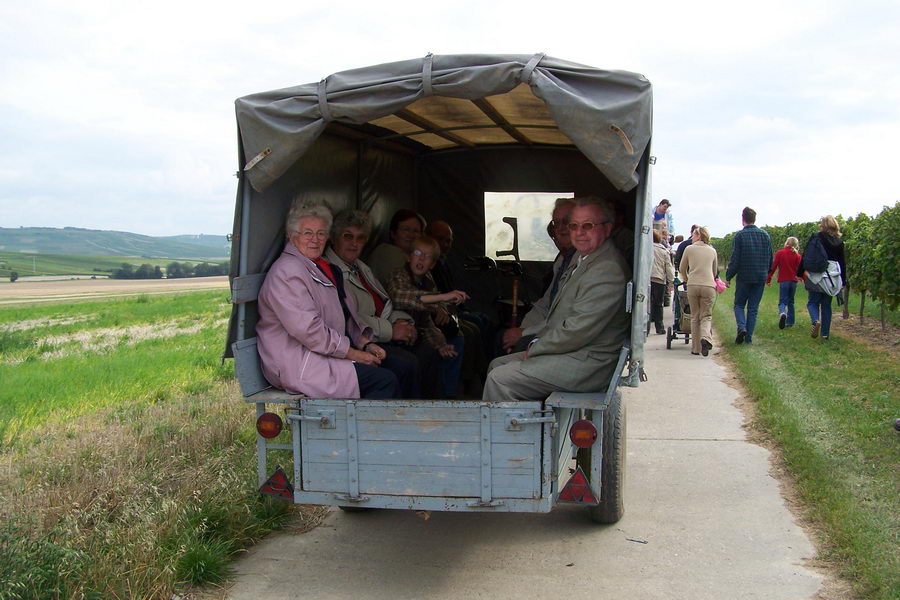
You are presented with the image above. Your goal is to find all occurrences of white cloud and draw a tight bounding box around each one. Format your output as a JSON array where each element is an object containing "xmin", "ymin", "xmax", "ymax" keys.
[{"xmin": 1, "ymin": 0, "xmax": 899, "ymax": 237}]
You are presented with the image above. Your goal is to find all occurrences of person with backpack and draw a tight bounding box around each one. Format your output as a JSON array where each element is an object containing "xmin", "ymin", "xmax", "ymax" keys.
[
  {"xmin": 796, "ymin": 216, "xmax": 846, "ymax": 340},
  {"xmin": 767, "ymin": 236, "xmax": 802, "ymax": 329}
]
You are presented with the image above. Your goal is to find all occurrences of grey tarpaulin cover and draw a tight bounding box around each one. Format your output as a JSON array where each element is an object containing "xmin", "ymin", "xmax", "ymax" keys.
[{"xmin": 235, "ymin": 53, "xmax": 652, "ymax": 193}]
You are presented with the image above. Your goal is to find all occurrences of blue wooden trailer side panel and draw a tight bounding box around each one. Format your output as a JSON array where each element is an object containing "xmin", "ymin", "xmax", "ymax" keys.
[{"xmin": 294, "ymin": 399, "xmax": 552, "ymax": 510}]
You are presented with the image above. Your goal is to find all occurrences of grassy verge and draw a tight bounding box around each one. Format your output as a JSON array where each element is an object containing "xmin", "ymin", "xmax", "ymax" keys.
[
  {"xmin": 0, "ymin": 292, "xmax": 325, "ymax": 599},
  {"xmin": 712, "ymin": 285, "xmax": 899, "ymax": 600}
]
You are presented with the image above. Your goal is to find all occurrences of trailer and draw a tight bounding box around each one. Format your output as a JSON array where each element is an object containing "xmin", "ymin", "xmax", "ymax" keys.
[{"xmin": 227, "ymin": 53, "xmax": 653, "ymax": 523}]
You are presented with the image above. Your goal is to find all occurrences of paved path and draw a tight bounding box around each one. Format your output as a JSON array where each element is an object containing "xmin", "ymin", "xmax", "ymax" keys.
[{"xmin": 226, "ymin": 319, "xmax": 824, "ymax": 599}]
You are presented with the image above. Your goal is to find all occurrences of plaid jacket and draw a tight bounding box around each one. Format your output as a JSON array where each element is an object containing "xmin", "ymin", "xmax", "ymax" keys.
[
  {"xmin": 726, "ymin": 225, "xmax": 772, "ymax": 284},
  {"xmin": 386, "ymin": 266, "xmax": 447, "ymax": 350}
]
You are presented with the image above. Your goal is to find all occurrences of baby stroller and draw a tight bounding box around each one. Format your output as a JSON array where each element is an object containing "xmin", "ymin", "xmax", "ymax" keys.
[{"xmin": 667, "ymin": 278, "xmax": 691, "ymax": 349}]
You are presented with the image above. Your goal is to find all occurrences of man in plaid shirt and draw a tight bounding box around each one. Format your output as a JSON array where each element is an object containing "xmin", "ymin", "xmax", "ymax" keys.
[{"xmin": 725, "ymin": 207, "xmax": 772, "ymax": 344}]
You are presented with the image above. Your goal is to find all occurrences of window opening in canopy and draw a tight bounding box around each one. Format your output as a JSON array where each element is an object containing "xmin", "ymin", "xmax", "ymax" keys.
[{"xmin": 484, "ymin": 192, "xmax": 574, "ymax": 262}]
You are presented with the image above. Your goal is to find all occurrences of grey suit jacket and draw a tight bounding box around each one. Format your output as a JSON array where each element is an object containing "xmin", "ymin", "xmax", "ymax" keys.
[{"xmin": 520, "ymin": 239, "xmax": 631, "ymax": 392}]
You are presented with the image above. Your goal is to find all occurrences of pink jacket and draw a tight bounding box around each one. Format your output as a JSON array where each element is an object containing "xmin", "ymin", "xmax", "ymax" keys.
[{"xmin": 257, "ymin": 242, "xmax": 372, "ymax": 398}]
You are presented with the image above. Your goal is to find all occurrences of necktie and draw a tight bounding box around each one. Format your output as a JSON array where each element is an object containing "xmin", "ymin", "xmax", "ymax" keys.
[{"xmin": 549, "ymin": 250, "xmax": 575, "ymax": 303}]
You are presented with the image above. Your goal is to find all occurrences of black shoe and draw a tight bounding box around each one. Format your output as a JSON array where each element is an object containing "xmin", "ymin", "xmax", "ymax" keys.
[
  {"xmin": 691, "ymin": 352, "xmax": 700, "ymax": 355},
  {"xmin": 656, "ymin": 328, "xmax": 666, "ymax": 335},
  {"xmin": 701, "ymin": 339, "xmax": 713, "ymax": 357},
  {"xmin": 735, "ymin": 329, "xmax": 746, "ymax": 344},
  {"xmin": 779, "ymin": 313, "xmax": 787, "ymax": 329}
]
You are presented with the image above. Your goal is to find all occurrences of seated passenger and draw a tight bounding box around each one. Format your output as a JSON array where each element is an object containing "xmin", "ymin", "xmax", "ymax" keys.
[
  {"xmin": 368, "ymin": 209, "xmax": 425, "ymax": 287},
  {"xmin": 425, "ymin": 220, "xmax": 489, "ymax": 395},
  {"xmin": 500, "ymin": 197, "xmax": 576, "ymax": 354},
  {"xmin": 387, "ymin": 235, "xmax": 469, "ymax": 398},
  {"xmin": 484, "ymin": 197, "xmax": 630, "ymax": 402},
  {"xmin": 325, "ymin": 208, "xmax": 437, "ymax": 398},
  {"xmin": 256, "ymin": 201, "xmax": 400, "ymax": 399}
]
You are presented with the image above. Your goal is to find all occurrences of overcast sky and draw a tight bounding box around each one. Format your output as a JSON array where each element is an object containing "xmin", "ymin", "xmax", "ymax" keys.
[{"xmin": 1, "ymin": 0, "xmax": 897, "ymax": 239}]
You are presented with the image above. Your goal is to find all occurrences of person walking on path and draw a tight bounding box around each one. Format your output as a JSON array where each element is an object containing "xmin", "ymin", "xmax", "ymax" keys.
[
  {"xmin": 796, "ymin": 216, "xmax": 846, "ymax": 341},
  {"xmin": 767, "ymin": 236, "xmax": 802, "ymax": 330},
  {"xmin": 650, "ymin": 229, "xmax": 674, "ymax": 334},
  {"xmin": 725, "ymin": 207, "xmax": 772, "ymax": 345},
  {"xmin": 679, "ymin": 226, "xmax": 718, "ymax": 356}
]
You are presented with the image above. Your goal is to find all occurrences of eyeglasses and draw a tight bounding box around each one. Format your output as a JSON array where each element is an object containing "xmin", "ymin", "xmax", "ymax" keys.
[
  {"xmin": 340, "ymin": 231, "xmax": 368, "ymax": 243},
  {"xmin": 295, "ymin": 229, "xmax": 327, "ymax": 239},
  {"xmin": 411, "ymin": 248, "xmax": 435, "ymax": 260},
  {"xmin": 567, "ymin": 221, "xmax": 610, "ymax": 232}
]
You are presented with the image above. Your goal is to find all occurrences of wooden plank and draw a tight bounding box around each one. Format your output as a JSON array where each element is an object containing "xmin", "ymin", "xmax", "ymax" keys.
[
  {"xmin": 302, "ymin": 463, "xmax": 538, "ymax": 498},
  {"xmin": 303, "ymin": 439, "xmax": 537, "ymax": 469},
  {"xmin": 471, "ymin": 97, "xmax": 533, "ymax": 145},
  {"xmin": 395, "ymin": 108, "xmax": 474, "ymax": 148}
]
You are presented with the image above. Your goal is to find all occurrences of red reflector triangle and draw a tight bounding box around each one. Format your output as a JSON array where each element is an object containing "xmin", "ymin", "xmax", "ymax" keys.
[
  {"xmin": 559, "ymin": 466, "xmax": 598, "ymax": 505},
  {"xmin": 259, "ymin": 466, "xmax": 294, "ymax": 501}
]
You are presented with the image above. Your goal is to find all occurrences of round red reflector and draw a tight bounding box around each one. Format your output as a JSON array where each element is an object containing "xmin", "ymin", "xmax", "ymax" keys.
[
  {"xmin": 569, "ymin": 419, "xmax": 598, "ymax": 448},
  {"xmin": 256, "ymin": 412, "xmax": 283, "ymax": 439}
]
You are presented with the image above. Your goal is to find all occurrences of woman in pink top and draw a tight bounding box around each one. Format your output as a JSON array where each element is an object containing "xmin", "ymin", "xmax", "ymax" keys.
[
  {"xmin": 766, "ymin": 236, "xmax": 802, "ymax": 329},
  {"xmin": 256, "ymin": 202, "xmax": 400, "ymax": 399}
]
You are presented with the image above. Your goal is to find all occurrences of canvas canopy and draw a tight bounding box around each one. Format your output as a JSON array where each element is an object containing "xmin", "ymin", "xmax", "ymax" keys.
[
  {"xmin": 227, "ymin": 53, "xmax": 654, "ymax": 376},
  {"xmin": 235, "ymin": 53, "xmax": 652, "ymax": 194}
]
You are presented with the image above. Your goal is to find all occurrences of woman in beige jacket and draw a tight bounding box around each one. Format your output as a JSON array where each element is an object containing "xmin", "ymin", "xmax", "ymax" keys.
[{"xmin": 679, "ymin": 226, "xmax": 718, "ymax": 356}]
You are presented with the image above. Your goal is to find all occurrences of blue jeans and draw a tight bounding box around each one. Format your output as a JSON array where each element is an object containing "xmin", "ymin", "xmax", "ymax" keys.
[
  {"xmin": 733, "ymin": 280, "xmax": 765, "ymax": 342},
  {"xmin": 440, "ymin": 335, "xmax": 465, "ymax": 397},
  {"xmin": 807, "ymin": 291, "xmax": 833, "ymax": 337},
  {"xmin": 778, "ymin": 281, "xmax": 798, "ymax": 326}
]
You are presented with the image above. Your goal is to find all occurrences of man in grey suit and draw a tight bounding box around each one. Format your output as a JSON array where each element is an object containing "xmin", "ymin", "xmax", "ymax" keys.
[{"xmin": 483, "ymin": 197, "xmax": 631, "ymax": 402}]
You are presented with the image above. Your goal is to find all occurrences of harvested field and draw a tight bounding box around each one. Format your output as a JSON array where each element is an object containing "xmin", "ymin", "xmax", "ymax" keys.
[{"xmin": 0, "ymin": 275, "xmax": 229, "ymax": 304}]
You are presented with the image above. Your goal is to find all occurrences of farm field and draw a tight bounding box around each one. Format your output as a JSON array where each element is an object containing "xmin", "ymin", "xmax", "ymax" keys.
[
  {"xmin": 0, "ymin": 290, "xmax": 317, "ymax": 599},
  {"xmin": 0, "ymin": 250, "xmax": 226, "ymax": 280},
  {"xmin": 0, "ymin": 275, "xmax": 229, "ymax": 304}
]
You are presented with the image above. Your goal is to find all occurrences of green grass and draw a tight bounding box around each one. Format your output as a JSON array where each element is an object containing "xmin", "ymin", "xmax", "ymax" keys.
[
  {"xmin": 0, "ymin": 291, "xmax": 325, "ymax": 599},
  {"xmin": 0, "ymin": 291, "xmax": 233, "ymax": 445},
  {"xmin": 0, "ymin": 250, "xmax": 220, "ymax": 278},
  {"xmin": 712, "ymin": 285, "xmax": 900, "ymax": 600}
]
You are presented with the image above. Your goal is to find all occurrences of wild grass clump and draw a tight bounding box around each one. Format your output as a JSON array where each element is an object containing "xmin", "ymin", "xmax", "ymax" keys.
[
  {"xmin": 0, "ymin": 292, "xmax": 328, "ymax": 598},
  {"xmin": 0, "ymin": 381, "xmax": 327, "ymax": 600},
  {"xmin": 712, "ymin": 285, "xmax": 899, "ymax": 600}
]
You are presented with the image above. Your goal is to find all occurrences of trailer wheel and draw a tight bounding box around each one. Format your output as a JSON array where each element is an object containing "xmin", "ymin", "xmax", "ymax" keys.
[{"xmin": 586, "ymin": 391, "xmax": 626, "ymax": 524}]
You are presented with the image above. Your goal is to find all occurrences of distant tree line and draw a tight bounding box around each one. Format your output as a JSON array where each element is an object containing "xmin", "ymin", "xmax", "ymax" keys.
[{"xmin": 109, "ymin": 261, "xmax": 228, "ymax": 280}]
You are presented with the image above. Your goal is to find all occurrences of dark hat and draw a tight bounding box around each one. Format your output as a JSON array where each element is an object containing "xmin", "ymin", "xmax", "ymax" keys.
[{"xmin": 660, "ymin": 199, "xmax": 672, "ymax": 206}]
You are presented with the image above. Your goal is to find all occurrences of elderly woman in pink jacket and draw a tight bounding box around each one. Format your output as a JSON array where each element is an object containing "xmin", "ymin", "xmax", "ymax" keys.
[{"xmin": 256, "ymin": 202, "xmax": 400, "ymax": 398}]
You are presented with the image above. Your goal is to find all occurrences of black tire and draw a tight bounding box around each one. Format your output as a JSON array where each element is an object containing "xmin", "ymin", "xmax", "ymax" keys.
[
  {"xmin": 581, "ymin": 392, "xmax": 626, "ymax": 524},
  {"xmin": 666, "ymin": 327, "xmax": 672, "ymax": 349}
]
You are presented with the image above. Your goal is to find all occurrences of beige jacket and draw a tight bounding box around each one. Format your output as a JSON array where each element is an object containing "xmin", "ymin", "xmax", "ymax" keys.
[
  {"xmin": 680, "ymin": 241, "xmax": 718, "ymax": 288},
  {"xmin": 325, "ymin": 247, "xmax": 413, "ymax": 343},
  {"xmin": 650, "ymin": 243, "xmax": 675, "ymax": 285}
]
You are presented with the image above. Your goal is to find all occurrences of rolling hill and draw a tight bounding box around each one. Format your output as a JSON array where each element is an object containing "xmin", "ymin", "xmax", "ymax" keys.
[{"xmin": 0, "ymin": 227, "xmax": 230, "ymax": 259}]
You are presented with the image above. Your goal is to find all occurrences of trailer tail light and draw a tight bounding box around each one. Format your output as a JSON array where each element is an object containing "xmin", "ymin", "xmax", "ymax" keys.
[
  {"xmin": 256, "ymin": 412, "xmax": 283, "ymax": 438},
  {"xmin": 569, "ymin": 419, "xmax": 597, "ymax": 448}
]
